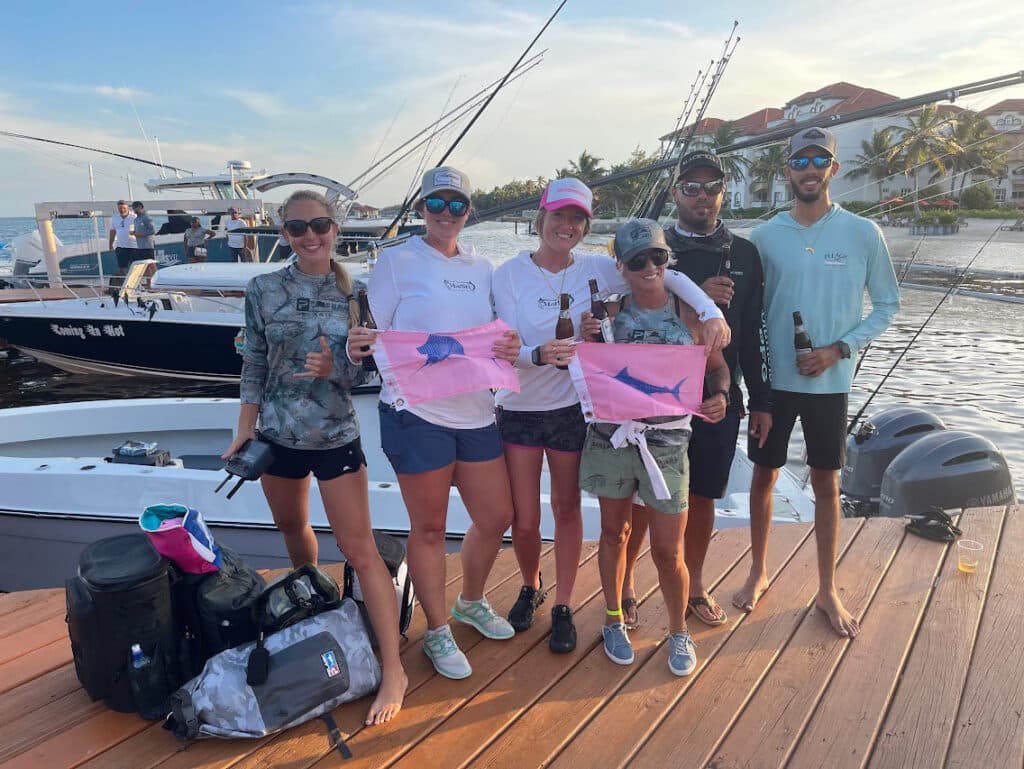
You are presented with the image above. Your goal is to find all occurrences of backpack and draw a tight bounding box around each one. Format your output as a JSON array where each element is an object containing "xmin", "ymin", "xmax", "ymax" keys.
[
  {"xmin": 342, "ymin": 530, "xmax": 415, "ymax": 646},
  {"xmin": 65, "ymin": 533, "xmax": 186, "ymax": 719},
  {"xmin": 166, "ymin": 598, "xmax": 380, "ymax": 757}
]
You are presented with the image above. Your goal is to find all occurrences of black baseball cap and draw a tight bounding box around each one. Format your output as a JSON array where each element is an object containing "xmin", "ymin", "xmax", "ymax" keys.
[{"xmin": 676, "ymin": 150, "xmax": 725, "ymax": 180}]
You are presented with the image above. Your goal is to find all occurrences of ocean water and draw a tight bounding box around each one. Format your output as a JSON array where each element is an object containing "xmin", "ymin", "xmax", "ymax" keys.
[{"xmin": 1, "ymin": 218, "xmax": 1022, "ymax": 499}]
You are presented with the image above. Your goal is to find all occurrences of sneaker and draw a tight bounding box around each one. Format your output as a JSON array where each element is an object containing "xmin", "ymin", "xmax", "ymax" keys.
[
  {"xmin": 549, "ymin": 604, "xmax": 577, "ymax": 654},
  {"xmin": 667, "ymin": 632, "xmax": 697, "ymax": 677},
  {"xmin": 508, "ymin": 576, "xmax": 547, "ymax": 633},
  {"xmin": 602, "ymin": 623, "xmax": 634, "ymax": 665},
  {"xmin": 422, "ymin": 626, "xmax": 472, "ymax": 679},
  {"xmin": 452, "ymin": 594, "xmax": 516, "ymax": 640}
]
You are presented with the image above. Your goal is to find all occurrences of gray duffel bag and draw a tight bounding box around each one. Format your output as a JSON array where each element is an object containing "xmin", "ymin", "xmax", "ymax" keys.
[{"xmin": 166, "ymin": 598, "xmax": 380, "ymax": 756}]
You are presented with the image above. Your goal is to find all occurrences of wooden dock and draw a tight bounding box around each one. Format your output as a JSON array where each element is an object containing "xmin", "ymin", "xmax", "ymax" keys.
[{"xmin": 1, "ymin": 507, "xmax": 1021, "ymax": 769}]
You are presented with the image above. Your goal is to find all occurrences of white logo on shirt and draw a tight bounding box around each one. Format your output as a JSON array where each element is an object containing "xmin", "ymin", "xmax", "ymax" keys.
[{"xmin": 443, "ymin": 279, "xmax": 476, "ymax": 292}]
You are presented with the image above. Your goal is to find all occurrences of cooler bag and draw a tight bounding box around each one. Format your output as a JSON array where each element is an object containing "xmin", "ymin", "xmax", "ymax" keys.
[{"xmin": 343, "ymin": 530, "xmax": 415, "ymax": 646}]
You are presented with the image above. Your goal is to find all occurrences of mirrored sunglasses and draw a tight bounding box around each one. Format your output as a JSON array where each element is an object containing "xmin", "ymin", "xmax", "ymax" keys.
[
  {"xmin": 423, "ymin": 196, "xmax": 469, "ymax": 216},
  {"xmin": 283, "ymin": 217, "xmax": 335, "ymax": 237},
  {"xmin": 625, "ymin": 250, "xmax": 670, "ymax": 272},
  {"xmin": 674, "ymin": 179, "xmax": 725, "ymax": 197},
  {"xmin": 788, "ymin": 155, "xmax": 833, "ymax": 171}
]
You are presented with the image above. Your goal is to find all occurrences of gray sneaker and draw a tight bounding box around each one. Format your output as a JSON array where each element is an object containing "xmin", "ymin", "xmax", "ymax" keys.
[
  {"xmin": 451, "ymin": 595, "xmax": 515, "ymax": 640},
  {"xmin": 667, "ymin": 631, "xmax": 697, "ymax": 676},
  {"xmin": 423, "ymin": 626, "xmax": 472, "ymax": 679},
  {"xmin": 602, "ymin": 623, "xmax": 634, "ymax": 665}
]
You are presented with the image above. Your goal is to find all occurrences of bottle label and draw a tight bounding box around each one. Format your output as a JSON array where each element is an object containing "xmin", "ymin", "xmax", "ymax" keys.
[{"xmin": 599, "ymin": 317, "xmax": 614, "ymax": 343}]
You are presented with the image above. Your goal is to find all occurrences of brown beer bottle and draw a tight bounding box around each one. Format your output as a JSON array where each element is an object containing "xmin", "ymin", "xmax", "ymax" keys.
[
  {"xmin": 555, "ymin": 292, "xmax": 574, "ymax": 369},
  {"xmin": 357, "ymin": 289, "xmax": 378, "ymax": 373},
  {"xmin": 793, "ymin": 310, "xmax": 813, "ymax": 358},
  {"xmin": 588, "ymin": 279, "xmax": 613, "ymax": 343}
]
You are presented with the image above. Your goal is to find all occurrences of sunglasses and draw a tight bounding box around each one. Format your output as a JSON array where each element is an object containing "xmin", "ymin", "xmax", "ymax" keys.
[
  {"xmin": 422, "ymin": 197, "xmax": 469, "ymax": 217},
  {"xmin": 674, "ymin": 179, "xmax": 725, "ymax": 197},
  {"xmin": 788, "ymin": 155, "xmax": 833, "ymax": 171},
  {"xmin": 282, "ymin": 217, "xmax": 335, "ymax": 237},
  {"xmin": 625, "ymin": 250, "xmax": 670, "ymax": 272}
]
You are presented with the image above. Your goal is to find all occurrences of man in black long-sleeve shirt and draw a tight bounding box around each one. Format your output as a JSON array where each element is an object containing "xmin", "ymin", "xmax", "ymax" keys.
[{"xmin": 620, "ymin": 150, "xmax": 772, "ymax": 629}]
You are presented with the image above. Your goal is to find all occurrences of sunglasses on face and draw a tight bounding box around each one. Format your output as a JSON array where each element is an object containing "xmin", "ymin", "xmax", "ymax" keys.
[
  {"xmin": 422, "ymin": 197, "xmax": 469, "ymax": 217},
  {"xmin": 673, "ymin": 179, "xmax": 725, "ymax": 197},
  {"xmin": 282, "ymin": 217, "xmax": 335, "ymax": 237},
  {"xmin": 788, "ymin": 155, "xmax": 833, "ymax": 171},
  {"xmin": 625, "ymin": 250, "xmax": 670, "ymax": 272}
]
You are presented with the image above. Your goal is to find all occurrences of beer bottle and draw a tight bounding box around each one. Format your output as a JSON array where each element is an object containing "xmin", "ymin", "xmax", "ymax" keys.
[
  {"xmin": 555, "ymin": 292, "xmax": 574, "ymax": 370},
  {"xmin": 588, "ymin": 279, "xmax": 613, "ymax": 343},
  {"xmin": 793, "ymin": 311, "xmax": 813, "ymax": 358},
  {"xmin": 357, "ymin": 289, "xmax": 378, "ymax": 373}
]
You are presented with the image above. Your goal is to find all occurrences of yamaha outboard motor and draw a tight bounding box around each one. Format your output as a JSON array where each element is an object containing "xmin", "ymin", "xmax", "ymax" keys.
[
  {"xmin": 879, "ymin": 430, "xmax": 1017, "ymax": 517},
  {"xmin": 841, "ymin": 407, "xmax": 946, "ymax": 516}
]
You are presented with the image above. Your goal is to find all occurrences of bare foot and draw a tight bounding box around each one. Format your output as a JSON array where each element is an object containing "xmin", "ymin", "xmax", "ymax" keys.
[
  {"xmin": 365, "ymin": 667, "xmax": 408, "ymax": 726},
  {"xmin": 815, "ymin": 590, "xmax": 860, "ymax": 638},
  {"xmin": 732, "ymin": 573, "xmax": 768, "ymax": 613}
]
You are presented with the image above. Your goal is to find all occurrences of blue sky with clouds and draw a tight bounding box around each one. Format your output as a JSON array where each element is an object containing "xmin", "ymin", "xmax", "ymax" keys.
[{"xmin": 1, "ymin": 0, "xmax": 1021, "ymax": 215}]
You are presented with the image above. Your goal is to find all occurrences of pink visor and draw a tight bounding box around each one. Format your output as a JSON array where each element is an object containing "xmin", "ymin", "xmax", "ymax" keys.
[{"xmin": 540, "ymin": 177, "xmax": 593, "ymax": 217}]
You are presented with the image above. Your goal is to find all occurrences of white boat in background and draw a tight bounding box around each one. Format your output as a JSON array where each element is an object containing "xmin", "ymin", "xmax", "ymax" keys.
[{"xmin": 0, "ymin": 395, "xmax": 815, "ymax": 591}]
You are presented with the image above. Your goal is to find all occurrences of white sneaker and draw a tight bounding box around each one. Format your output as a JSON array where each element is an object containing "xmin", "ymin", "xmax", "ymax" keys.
[
  {"xmin": 451, "ymin": 594, "xmax": 515, "ymax": 640},
  {"xmin": 422, "ymin": 625, "xmax": 472, "ymax": 679}
]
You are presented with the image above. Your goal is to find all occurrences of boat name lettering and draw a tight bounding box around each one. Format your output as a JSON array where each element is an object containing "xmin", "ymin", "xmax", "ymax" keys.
[
  {"xmin": 443, "ymin": 280, "xmax": 476, "ymax": 292},
  {"xmin": 48, "ymin": 323, "xmax": 124, "ymax": 339}
]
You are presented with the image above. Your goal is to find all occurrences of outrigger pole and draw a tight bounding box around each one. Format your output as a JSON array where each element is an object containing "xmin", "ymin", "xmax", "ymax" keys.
[
  {"xmin": 469, "ymin": 69, "xmax": 1024, "ymax": 225},
  {"xmin": 0, "ymin": 130, "xmax": 194, "ymax": 175}
]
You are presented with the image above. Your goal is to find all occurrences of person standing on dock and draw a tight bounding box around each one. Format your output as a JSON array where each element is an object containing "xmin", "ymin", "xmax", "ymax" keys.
[
  {"xmin": 131, "ymin": 201, "xmax": 156, "ymax": 262},
  {"xmin": 734, "ymin": 127, "xmax": 900, "ymax": 637},
  {"xmin": 618, "ymin": 149, "xmax": 773, "ymax": 630},
  {"xmin": 108, "ymin": 199, "xmax": 137, "ymax": 276},
  {"xmin": 224, "ymin": 188, "xmax": 408, "ymax": 725},
  {"xmin": 225, "ymin": 206, "xmax": 252, "ymax": 262}
]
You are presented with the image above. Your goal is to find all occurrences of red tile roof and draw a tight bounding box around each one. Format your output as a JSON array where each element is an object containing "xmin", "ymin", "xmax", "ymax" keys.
[
  {"xmin": 785, "ymin": 82, "xmax": 900, "ymax": 110},
  {"xmin": 658, "ymin": 117, "xmax": 724, "ymax": 142},
  {"xmin": 730, "ymin": 108, "xmax": 786, "ymax": 135},
  {"xmin": 982, "ymin": 99, "xmax": 1024, "ymax": 115}
]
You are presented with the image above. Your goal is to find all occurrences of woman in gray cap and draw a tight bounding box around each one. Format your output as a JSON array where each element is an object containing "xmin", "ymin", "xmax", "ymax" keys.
[
  {"xmin": 349, "ymin": 166, "xmax": 521, "ymax": 681},
  {"xmin": 579, "ymin": 218, "xmax": 729, "ymax": 677}
]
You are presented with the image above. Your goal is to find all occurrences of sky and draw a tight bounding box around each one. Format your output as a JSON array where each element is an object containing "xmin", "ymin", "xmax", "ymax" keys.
[{"xmin": 1, "ymin": 0, "xmax": 1022, "ymax": 216}]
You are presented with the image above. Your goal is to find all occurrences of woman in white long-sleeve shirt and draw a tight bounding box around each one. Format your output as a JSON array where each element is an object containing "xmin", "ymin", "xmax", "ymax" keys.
[
  {"xmin": 350, "ymin": 166, "xmax": 521, "ymax": 681},
  {"xmin": 492, "ymin": 178, "xmax": 729, "ymax": 654}
]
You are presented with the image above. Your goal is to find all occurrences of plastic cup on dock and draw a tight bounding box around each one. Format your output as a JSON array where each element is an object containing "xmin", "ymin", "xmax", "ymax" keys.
[{"xmin": 957, "ymin": 539, "xmax": 983, "ymax": 573}]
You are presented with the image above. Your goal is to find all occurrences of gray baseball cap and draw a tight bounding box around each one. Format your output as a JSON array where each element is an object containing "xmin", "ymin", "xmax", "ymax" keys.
[
  {"xmin": 613, "ymin": 218, "xmax": 671, "ymax": 263},
  {"xmin": 789, "ymin": 127, "xmax": 837, "ymax": 158},
  {"xmin": 420, "ymin": 166, "xmax": 472, "ymax": 201},
  {"xmin": 676, "ymin": 149, "xmax": 725, "ymax": 180}
]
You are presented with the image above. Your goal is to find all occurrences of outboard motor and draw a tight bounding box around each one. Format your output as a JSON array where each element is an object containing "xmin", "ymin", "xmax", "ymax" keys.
[
  {"xmin": 841, "ymin": 407, "xmax": 946, "ymax": 514},
  {"xmin": 879, "ymin": 430, "xmax": 1017, "ymax": 517}
]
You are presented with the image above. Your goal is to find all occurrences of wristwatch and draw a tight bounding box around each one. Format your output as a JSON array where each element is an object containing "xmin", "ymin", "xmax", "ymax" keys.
[
  {"xmin": 712, "ymin": 389, "xmax": 730, "ymax": 406},
  {"xmin": 837, "ymin": 341, "xmax": 852, "ymax": 359},
  {"xmin": 531, "ymin": 346, "xmax": 546, "ymax": 366}
]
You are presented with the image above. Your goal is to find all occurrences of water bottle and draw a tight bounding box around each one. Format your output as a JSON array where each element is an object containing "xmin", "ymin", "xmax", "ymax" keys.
[
  {"xmin": 131, "ymin": 643, "xmax": 151, "ymax": 670},
  {"xmin": 128, "ymin": 642, "xmax": 166, "ymax": 720}
]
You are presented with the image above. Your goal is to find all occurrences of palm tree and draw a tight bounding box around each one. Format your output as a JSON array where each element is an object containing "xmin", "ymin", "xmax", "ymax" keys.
[
  {"xmin": 747, "ymin": 145, "xmax": 789, "ymax": 206},
  {"xmin": 565, "ymin": 150, "xmax": 607, "ymax": 185},
  {"xmin": 942, "ymin": 111, "xmax": 1006, "ymax": 196},
  {"xmin": 709, "ymin": 121, "xmax": 751, "ymax": 181},
  {"xmin": 892, "ymin": 105, "xmax": 959, "ymax": 207},
  {"xmin": 844, "ymin": 127, "xmax": 902, "ymax": 201}
]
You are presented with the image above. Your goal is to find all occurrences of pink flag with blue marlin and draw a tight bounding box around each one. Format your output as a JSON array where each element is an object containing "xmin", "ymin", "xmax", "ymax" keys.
[
  {"xmin": 568, "ymin": 342, "xmax": 707, "ymax": 422},
  {"xmin": 374, "ymin": 319, "xmax": 520, "ymax": 408}
]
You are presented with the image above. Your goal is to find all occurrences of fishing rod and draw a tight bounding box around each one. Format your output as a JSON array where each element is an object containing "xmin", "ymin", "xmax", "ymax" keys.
[
  {"xmin": 846, "ymin": 220, "xmax": 1006, "ymax": 433},
  {"xmin": 0, "ymin": 130, "xmax": 194, "ymax": 174},
  {"xmin": 382, "ymin": 0, "xmax": 569, "ymax": 235},
  {"xmin": 643, "ymin": 22, "xmax": 741, "ymax": 220}
]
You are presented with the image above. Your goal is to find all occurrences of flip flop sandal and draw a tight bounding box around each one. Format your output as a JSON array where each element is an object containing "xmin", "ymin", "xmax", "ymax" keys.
[
  {"xmin": 688, "ymin": 595, "xmax": 728, "ymax": 627},
  {"xmin": 621, "ymin": 597, "xmax": 639, "ymax": 630},
  {"xmin": 905, "ymin": 507, "xmax": 961, "ymax": 542}
]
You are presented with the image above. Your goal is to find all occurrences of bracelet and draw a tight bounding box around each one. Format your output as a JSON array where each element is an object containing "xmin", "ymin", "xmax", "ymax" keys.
[
  {"xmin": 712, "ymin": 389, "xmax": 730, "ymax": 406},
  {"xmin": 606, "ymin": 608, "xmax": 623, "ymax": 617}
]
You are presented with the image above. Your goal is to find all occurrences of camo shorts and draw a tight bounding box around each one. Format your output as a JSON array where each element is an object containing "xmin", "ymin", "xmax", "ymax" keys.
[
  {"xmin": 579, "ymin": 427, "xmax": 690, "ymax": 515},
  {"xmin": 496, "ymin": 404, "xmax": 587, "ymax": 453}
]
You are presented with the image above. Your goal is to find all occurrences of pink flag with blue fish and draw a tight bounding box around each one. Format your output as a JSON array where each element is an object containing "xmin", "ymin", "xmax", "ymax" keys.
[
  {"xmin": 374, "ymin": 319, "xmax": 520, "ymax": 408},
  {"xmin": 569, "ymin": 342, "xmax": 707, "ymax": 422}
]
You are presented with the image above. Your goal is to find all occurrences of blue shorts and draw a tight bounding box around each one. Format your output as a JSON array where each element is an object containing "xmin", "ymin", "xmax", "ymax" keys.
[
  {"xmin": 687, "ymin": 406, "xmax": 741, "ymax": 499},
  {"xmin": 378, "ymin": 402, "xmax": 503, "ymax": 475}
]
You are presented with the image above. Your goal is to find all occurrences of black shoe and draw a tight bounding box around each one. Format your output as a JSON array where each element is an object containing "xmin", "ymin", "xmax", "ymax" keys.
[
  {"xmin": 507, "ymin": 576, "xmax": 546, "ymax": 633},
  {"xmin": 549, "ymin": 604, "xmax": 577, "ymax": 653}
]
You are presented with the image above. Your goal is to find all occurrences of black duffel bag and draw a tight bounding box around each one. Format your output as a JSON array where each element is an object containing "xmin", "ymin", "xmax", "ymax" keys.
[{"xmin": 65, "ymin": 533, "xmax": 185, "ymax": 719}]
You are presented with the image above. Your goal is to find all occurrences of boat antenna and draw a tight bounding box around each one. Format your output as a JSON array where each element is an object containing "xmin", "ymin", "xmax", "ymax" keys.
[
  {"xmin": 644, "ymin": 22, "xmax": 740, "ymax": 220},
  {"xmin": 382, "ymin": 0, "xmax": 568, "ymax": 233},
  {"xmin": 847, "ymin": 220, "xmax": 1006, "ymax": 433},
  {"xmin": 0, "ymin": 129, "xmax": 194, "ymax": 174}
]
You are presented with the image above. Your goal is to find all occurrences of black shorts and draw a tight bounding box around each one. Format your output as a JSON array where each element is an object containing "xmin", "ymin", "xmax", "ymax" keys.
[
  {"xmin": 264, "ymin": 437, "xmax": 366, "ymax": 481},
  {"xmin": 115, "ymin": 247, "xmax": 139, "ymax": 269},
  {"xmin": 747, "ymin": 390, "xmax": 848, "ymax": 471},
  {"xmin": 496, "ymin": 403, "xmax": 587, "ymax": 453},
  {"xmin": 688, "ymin": 406, "xmax": 741, "ymax": 499},
  {"xmin": 135, "ymin": 248, "xmax": 155, "ymax": 261}
]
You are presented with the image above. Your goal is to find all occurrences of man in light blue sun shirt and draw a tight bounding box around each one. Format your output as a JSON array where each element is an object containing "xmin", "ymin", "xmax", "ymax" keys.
[{"xmin": 735, "ymin": 126, "xmax": 899, "ymax": 639}]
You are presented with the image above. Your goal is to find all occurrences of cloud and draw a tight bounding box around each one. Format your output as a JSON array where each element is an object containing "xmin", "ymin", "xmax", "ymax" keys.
[
  {"xmin": 43, "ymin": 83, "xmax": 151, "ymax": 101},
  {"xmin": 222, "ymin": 90, "xmax": 283, "ymax": 118}
]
